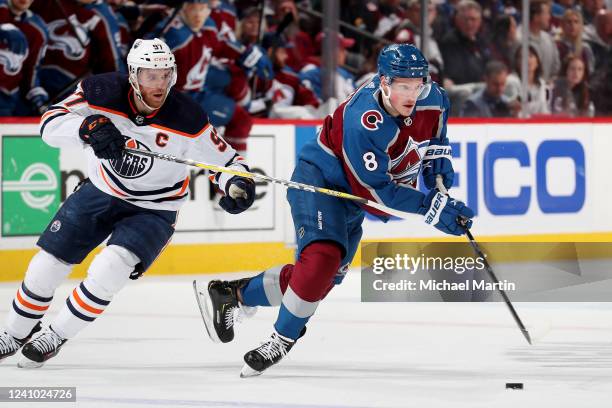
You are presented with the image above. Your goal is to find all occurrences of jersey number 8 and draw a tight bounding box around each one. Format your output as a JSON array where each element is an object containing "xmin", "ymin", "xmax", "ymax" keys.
[{"xmin": 363, "ymin": 152, "xmax": 378, "ymax": 171}]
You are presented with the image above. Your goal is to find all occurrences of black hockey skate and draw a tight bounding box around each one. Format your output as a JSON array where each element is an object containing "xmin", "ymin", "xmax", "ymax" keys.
[
  {"xmin": 18, "ymin": 326, "xmax": 67, "ymax": 368},
  {"xmin": 193, "ymin": 278, "xmax": 255, "ymax": 343},
  {"xmin": 0, "ymin": 322, "xmax": 42, "ymax": 362},
  {"xmin": 240, "ymin": 327, "xmax": 306, "ymax": 378}
]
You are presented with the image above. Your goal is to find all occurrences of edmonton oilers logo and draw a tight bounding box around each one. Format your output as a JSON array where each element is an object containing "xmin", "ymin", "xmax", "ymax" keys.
[{"xmin": 109, "ymin": 138, "xmax": 153, "ymax": 179}]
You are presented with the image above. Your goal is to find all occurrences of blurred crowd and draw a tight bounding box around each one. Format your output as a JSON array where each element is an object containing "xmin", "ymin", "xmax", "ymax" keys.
[{"xmin": 1, "ymin": 0, "xmax": 611, "ymax": 126}]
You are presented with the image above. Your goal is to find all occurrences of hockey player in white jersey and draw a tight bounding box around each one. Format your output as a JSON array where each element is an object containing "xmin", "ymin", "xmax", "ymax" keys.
[{"xmin": 0, "ymin": 38, "xmax": 255, "ymax": 368}]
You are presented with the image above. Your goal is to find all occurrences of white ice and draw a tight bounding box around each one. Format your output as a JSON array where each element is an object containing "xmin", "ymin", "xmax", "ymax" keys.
[{"xmin": 1, "ymin": 270, "xmax": 611, "ymax": 408}]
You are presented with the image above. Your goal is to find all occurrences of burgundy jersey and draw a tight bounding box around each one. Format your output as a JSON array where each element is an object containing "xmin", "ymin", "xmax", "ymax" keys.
[
  {"xmin": 30, "ymin": 0, "xmax": 119, "ymax": 80},
  {"xmin": 162, "ymin": 15, "xmax": 243, "ymax": 92},
  {"xmin": 0, "ymin": 1, "xmax": 47, "ymax": 97}
]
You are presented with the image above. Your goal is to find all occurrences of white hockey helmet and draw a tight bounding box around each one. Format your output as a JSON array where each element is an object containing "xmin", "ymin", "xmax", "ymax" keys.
[{"xmin": 127, "ymin": 38, "xmax": 177, "ymax": 110}]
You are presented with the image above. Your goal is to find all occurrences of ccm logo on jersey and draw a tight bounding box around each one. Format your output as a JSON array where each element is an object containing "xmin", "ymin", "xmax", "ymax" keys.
[
  {"xmin": 361, "ymin": 110, "xmax": 383, "ymax": 131},
  {"xmin": 109, "ymin": 139, "xmax": 154, "ymax": 179}
]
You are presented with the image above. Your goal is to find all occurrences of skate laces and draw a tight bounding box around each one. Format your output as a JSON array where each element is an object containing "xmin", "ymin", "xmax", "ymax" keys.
[
  {"xmin": 224, "ymin": 304, "xmax": 256, "ymax": 329},
  {"xmin": 29, "ymin": 330, "xmax": 63, "ymax": 353},
  {"xmin": 256, "ymin": 332, "xmax": 292, "ymax": 361},
  {"xmin": 0, "ymin": 332, "xmax": 20, "ymax": 354}
]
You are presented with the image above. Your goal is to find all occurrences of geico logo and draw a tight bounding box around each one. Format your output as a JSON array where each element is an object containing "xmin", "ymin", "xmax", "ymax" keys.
[{"xmin": 444, "ymin": 139, "xmax": 586, "ymax": 216}]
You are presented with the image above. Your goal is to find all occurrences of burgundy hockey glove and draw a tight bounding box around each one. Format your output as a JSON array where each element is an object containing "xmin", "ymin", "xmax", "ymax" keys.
[{"xmin": 79, "ymin": 115, "xmax": 125, "ymax": 160}]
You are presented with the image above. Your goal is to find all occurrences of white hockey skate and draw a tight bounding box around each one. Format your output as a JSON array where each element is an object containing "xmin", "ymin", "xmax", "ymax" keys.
[{"xmin": 193, "ymin": 278, "xmax": 256, "ymax": 343}]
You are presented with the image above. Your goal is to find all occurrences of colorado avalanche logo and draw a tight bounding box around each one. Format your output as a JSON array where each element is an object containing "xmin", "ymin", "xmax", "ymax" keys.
[
  {"xmin": 47, "ymin": 15, "xmax": 95, "ymax": 61},
  {"xmin": 184, "ymin": 46, "xmax": 213, "ymax": 91},
  {"xmin": 389, "ymin": 137, "xmax": 429, "ymax": 186},
  {"xmin": 109, "ymin": 139, "xmax": 153, "ymax": 179},
  {"xmin": 0, "ymin": 47, "xmax": 27, "ymax": 75},
  {"xmin": 361, "ymin": 110, "xmax": 383, "ymax": 131}
]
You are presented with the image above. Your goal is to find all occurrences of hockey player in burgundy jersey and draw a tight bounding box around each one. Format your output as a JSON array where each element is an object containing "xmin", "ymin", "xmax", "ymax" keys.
[
  {"xmin": 194, "ymin": 44, "xmax": 474, "ymax": 377},
  {"xmin": 248, "ymin": 33, "xmax": 319, "ymax": 117},
  {"xmin": 30, "ymin": 0, "xmax": 122, "ymax": 100},
  {"xmin": 0, "ymin": 0, "xmax": 48, "ymax": 115},
  {"xmin": 160, "ymin": 0, "xmax": 273, "ymax": 154},
  {"xmin": 0, "ymin": 38, "xmax": 255, "ymax": 368}
]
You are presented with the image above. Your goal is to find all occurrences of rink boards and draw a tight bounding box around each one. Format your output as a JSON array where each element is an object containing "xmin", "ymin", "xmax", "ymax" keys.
[{"xmin": 0, "ymin": 118, "xmax": 611, "ymax": 280}]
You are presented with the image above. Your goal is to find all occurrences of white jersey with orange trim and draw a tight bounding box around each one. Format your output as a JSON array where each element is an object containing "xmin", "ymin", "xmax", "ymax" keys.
[{"xmin": 40, "ymin": 72, "xmax": 247, "ymax": 211}]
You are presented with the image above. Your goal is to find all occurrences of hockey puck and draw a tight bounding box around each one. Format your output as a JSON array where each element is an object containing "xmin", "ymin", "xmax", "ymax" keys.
[{"xmin": 505, "ymin": 383, "xmax": 523, "ymax": 390}]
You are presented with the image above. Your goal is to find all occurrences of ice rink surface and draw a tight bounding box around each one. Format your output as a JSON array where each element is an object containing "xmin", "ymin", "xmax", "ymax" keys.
[{"xmin": 1, "ymin": 270, "xmax": 611, "ymax": 408}]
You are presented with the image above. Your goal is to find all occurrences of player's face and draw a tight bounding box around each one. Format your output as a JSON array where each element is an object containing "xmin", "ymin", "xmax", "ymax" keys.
[
  {"xmin": 385, "ymin": 77, "xmax": 425, "ymax": 116},
  {"xmin": 182, "ymin": 3, "xmax": 211, "ymax": 32},
  {"xmin": 137, "ymin": 68, "xmax": 173, "ymax": 109},
  {"xmin": 272, "ymin": 47, "xmax": 289, "ymax": 68},
  {"xmin": 9, "ymin": 0, "xmax": 33, "ymax": 12}
]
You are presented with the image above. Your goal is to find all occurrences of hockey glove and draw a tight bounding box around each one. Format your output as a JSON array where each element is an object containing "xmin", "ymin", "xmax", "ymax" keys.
[
  {"xmin": 79, "ymin": 114, "xmax": 125, "ymax": 160},
  {"xmin": 219, "ymin": 176, "xmax": 255, "ymax": 214},
  {"xmin": 0, "ymin": 23, "xmax": 27, "ymax": 55},
  {"xmin": 239, "ymin": 45, "xmax": 274, "ymax": 80},
  {"xmin": 418, "ymin": 189, "xmax": 473, "ymax": 236},
  {"xmin": 421, "ymin": 138, "xmax": 454, "ymax": 190}
]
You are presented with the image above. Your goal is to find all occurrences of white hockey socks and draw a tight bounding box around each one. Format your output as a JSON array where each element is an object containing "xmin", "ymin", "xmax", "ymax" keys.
[{"xmin": 51, "ymin": 245, "xmax": 139, "ymax": 339}]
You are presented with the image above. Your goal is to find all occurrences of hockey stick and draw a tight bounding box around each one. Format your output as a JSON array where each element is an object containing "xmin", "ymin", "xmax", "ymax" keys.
[
  {"xmin": 124, "ymin": 147, "xmax": 417, "ymax": 219},
  {"xmin": 436, "ymin": 176, "xmax": 532, "ymax": 345}
]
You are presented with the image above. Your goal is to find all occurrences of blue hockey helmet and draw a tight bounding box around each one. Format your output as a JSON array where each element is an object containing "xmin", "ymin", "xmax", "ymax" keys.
[{"xmin": 377, "ymin": 44, "xmax": 429, "ymax": 83}]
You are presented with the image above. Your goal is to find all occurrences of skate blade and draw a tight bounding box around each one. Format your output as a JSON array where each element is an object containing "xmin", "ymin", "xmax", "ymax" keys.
[
  {"xmin": 240, "ymin": 363, "xmax": 262, "ymax": 378},
  {"xmin": 192, "ymin": 280, "xmax": 221, "ymax": 344},
  {"xmin": 17, "ymin": 356, "xmax": 44, "ymax": 369}
]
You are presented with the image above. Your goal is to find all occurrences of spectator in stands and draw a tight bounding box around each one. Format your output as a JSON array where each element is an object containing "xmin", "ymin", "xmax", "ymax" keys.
[
  {"xmin": 361, "ymin": 0, "xmax": 405, "ymax": 38},
  {"xmin": 299, "ymin": 32, "xmax": 356, "ymax": 105},
  {"xmin": 550, "ymin": 0, "xmax": 577, "ymax": 32},
  {"xmin": 551, "ymin": 54, "xmax": 594, "ymax": 116},
  {"xmin": 525, "ymin": 0, "xmax": 560, "ymax": 82},
  {"xmin": 552, "ymin": 0, "xmax": 577, "ymax": 21},
  {"xmin": 584, "ymin": 9, "xmax": 612, "ymax": 70},
  {"xmin": 580, "ymin": 0, "xmax": 606, "ymax": 26},
  {"xmin": 30, "ymin": 0, "xmax": 121, "ymax": 100},
  {"xmin": 588, "ymin": 10, "xmax": 612, "ymax": 114},
  {"xmin": 439, "ymin": 0, "xmax": 490, "ymax": 86},
  {"xmin": 489, "ymin": 14, "xmax": 519, "ymax": 72},
  {"xmin": 0, "ymin": 0, "xmax": 48, "ymax": 115},
  {"xmin": 461, "ymin": 60, "xmax": 519, "ymax": 117},
  {"xmin": 432, "ymin": 0, "xmax": 460, "ymax": 41},
  {"xmin": 505, "ymin": 45, "xmax": 551, "ymax": 116},
  {"xmin": 387, "ymin": 0, "xmax": 445, "ymax": 83},
  {"xmin": 557, "ymin": 9, "xmax": 595, "ymax": 74}
]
